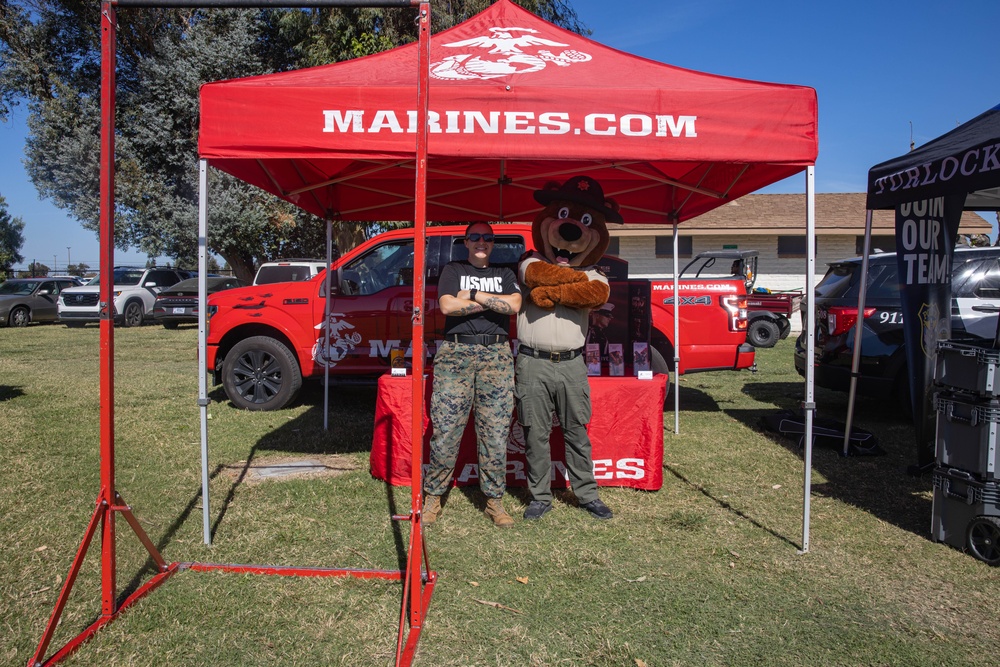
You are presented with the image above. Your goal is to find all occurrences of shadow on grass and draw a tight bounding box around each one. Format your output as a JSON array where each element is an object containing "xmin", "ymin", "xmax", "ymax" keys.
[
  {"xmin": 741, "ymin": 380, "xmax": 811, "ymax": 408},
  {"xmin": 669, "ymin": 384, "xmax": 720, "ymax": 412},
  {"xmin": 664, "ymin": 464, "xmax": 801, "ymax": 550},
  {"xmin": 0, "ymin": 385, "xmax": 25, "ymax": 401},
  {"xmin": 209, "ymin": 383, "xmax": 406, "ymax": 561},
  {"xmin": 116, "ymin": 382, "xmax": 409, "ymax": 607},
  {"xmin": 723, "ymin": 398, "xmax": 932, "ymax": 539},
  {"xmin": 118, "ymin": 461, "xmax": 227, "ymax": 606}
]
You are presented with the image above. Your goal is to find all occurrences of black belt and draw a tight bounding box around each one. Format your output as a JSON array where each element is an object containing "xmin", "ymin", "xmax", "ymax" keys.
[
  {"xmin": 444, "ymin": 333, "xmax": 508, "ymax": 346},
  {"xmin": 518, "ymin": 345, "xmax": 584, "ymax": 362}
]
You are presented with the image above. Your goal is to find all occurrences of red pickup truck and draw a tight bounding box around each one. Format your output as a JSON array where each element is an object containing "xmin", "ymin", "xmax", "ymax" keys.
[
  {"xmin": 680, "ymin": 250, "xmax": 802, "ymax": 349},
  {"xmin": 207, "ymin": 224, "xmax": 754, "ymax": 410}
]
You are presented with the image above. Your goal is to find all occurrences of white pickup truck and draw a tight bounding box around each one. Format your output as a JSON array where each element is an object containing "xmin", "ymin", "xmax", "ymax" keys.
[{"xmin": 58, "ymin": 267, "xmax": 191, "ymax": 327}]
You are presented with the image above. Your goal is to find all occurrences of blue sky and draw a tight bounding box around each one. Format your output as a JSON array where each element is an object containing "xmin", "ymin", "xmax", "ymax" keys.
[{"xmin": 2, "ymin": 0, "xmax": 997, "ymax": 271}]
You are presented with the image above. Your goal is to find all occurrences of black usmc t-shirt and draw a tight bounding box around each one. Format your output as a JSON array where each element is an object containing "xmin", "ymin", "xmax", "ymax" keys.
[{"xmin": 439, "ymin": 261, "xmax": 520, "ymax": 336}]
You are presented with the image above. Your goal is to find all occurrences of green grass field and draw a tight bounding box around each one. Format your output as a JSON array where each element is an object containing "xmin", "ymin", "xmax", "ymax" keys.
[{"xmin": 2, "ymin": 324, "xmax": 998, "ymax": 666}]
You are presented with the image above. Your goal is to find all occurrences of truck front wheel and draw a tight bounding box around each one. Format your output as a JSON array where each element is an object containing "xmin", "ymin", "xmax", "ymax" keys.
[
  {"xmin": 222, "ymin": 336, "xmax": 303, "ymax": 411},
  {"xmin": 748, "ymin": 318, "xmax": 781, "ymax": 348}
]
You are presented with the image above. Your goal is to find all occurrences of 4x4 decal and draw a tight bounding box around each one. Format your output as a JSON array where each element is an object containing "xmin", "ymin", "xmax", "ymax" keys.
[{"xmin": 665, "ymin": 295, "xmax": 713, "ymax": 306}]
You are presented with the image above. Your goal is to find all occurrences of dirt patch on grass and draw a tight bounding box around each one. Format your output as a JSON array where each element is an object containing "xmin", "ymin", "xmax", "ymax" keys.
[{"xmin": 221, "ymin": 454, "xmax": 360, "ymax": 485}]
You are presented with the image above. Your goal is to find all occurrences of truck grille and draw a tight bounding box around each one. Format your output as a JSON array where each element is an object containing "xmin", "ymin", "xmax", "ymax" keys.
[{"xmin": 63, "ymin": 293, "xmax": 99, "ymax": 307}]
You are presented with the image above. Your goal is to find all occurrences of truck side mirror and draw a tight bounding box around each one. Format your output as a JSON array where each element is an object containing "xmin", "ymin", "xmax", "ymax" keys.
[{"xmin": 319, "ymin": 269, "xmax": 342, "ymax": 298}]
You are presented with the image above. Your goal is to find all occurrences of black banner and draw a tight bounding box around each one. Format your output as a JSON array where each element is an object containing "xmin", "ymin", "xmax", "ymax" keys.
[{"xmin": 895, "ymin": 194, "xmax": 966, "ymax": 468}]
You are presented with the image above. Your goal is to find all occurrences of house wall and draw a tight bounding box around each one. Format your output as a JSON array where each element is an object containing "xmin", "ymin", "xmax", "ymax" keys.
[{"xmin": 614, "ymin": 233, "xmax": 870, "ymax": 334}]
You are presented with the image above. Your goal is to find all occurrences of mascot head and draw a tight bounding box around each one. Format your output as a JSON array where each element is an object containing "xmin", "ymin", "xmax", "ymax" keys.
[{"xmin": 532, "ymin": 175, "xmax": 621, "ymax": 267}]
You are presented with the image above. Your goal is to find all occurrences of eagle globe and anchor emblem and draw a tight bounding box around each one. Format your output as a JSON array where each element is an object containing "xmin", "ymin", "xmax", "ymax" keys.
[{"xmin": 430, "ymin": 26, "xmax": 592, "ymax": 80}]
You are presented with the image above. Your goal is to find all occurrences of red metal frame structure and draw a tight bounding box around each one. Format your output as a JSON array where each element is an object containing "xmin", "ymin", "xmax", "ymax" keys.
[{"xmin": 30, "ymin": 2, "xmax": 435, "ymax": 666}]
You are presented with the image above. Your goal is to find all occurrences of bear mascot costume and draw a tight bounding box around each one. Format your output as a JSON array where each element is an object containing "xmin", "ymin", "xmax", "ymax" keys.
[{"xmin": 515, "ymin": 175, "xmax": 621, "ymax": 521}]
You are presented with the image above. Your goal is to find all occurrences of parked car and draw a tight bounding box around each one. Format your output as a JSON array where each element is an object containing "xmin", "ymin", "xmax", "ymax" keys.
[
  {"xmin": 49, "ymin": 275, "xmax": 88, "ymax": 286},
  {"xmin": 0, "ymin": 278, "xmax": 81, "ymax": 327},
  {"xmin": 794, "ymin": 246, "xmax": 1000, "ymax": 412},
  {"xmin": 253, "ymin": 258, "xmax": 335, "ymax": 286},
  {"xmin": 58, "ymin": 267, "xmax": 192, "ymax": 327},
  {"xmin": 150, "ymin": 276, "xmax": 248, "ymax": 329}
]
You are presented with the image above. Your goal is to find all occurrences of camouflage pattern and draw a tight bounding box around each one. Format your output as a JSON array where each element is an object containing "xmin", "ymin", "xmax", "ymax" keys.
[{"xmin": 424, "ymin": 340, "xmax": 515, "ymax": 498}]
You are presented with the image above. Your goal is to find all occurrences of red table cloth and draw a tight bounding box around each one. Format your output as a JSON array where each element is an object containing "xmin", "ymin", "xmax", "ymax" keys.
[{"xmin": 371, "ymin": 373, "xmax": 666, "ymax": 491}]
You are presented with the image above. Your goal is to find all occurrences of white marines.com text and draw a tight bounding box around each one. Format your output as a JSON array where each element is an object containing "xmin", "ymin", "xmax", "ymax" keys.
[{"xmin": 322, "ymin": 109, "xmax": 698, "ymax": 138}]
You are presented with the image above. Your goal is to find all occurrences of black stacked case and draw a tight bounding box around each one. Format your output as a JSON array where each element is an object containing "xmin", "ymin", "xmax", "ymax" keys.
[{"xmin": 932, "ymin": 340, "xmax": 1000, "ymax": 565}]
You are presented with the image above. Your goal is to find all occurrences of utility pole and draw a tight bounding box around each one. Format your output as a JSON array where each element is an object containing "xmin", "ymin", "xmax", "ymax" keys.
[
  {"xmin": 68, "ymin": 247, "xmax": 72, "ymax": 270},
  {"xmin": 54, "ymin": 255, "xmax": 58, "ymax": 275}
]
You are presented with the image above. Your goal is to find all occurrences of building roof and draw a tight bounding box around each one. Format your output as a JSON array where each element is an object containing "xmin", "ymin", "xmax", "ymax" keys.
[{"xmin": 613, "ymin": 192, "xmax": 993, "ymax": 236}]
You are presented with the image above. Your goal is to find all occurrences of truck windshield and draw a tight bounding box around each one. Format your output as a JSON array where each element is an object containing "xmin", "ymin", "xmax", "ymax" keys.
[{"xmin": 340, "ymin": 241, "xmax": 414, "ymax": 295}]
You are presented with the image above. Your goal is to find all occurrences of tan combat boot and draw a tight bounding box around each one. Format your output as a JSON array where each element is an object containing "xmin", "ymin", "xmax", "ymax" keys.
[
  {"xmin": 423, "ymin": 495, "xmax": 443, "ymax": 526},
  {"xmin": 485, "ymin": 498, "xmax": 514, "ymax": 528}
]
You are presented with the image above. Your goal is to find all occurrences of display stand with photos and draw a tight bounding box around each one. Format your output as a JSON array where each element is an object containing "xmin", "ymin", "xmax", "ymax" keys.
[{"xmin": 583, "ymin": 279, "xmax": 654, "ymax": 377}]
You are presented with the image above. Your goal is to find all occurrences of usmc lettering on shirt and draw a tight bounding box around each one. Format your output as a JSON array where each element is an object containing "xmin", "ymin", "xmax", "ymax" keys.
[{"xmin": 459, "ymin": 275, "xmax": 506, "ymax": 292}]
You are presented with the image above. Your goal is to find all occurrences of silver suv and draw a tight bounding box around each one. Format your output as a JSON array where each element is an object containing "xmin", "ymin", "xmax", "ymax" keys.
[{"xmin": 58, "ymin": 267, "xmax": 191, "ymax": 327}]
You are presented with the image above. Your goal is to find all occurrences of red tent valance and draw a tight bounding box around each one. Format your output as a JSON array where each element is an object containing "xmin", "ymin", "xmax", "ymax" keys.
[{"xmin": 199, "ymin": 0, "xmax": 817, "ymax": 223}]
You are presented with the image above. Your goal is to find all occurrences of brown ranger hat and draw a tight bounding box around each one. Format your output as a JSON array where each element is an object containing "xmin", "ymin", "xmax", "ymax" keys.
[{"xmin": 533, "ymin": 175, "xmax": 623, "ymax": 224}]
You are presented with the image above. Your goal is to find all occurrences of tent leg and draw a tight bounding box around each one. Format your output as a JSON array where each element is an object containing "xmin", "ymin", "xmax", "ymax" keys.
[
  {"xmin": 29, "ymin": 492, "xmax": 173, "ymax": 667},
  {"xmin": 672, "ymin": 224, "xmax": 680, "ymax": 433},
  {"xmin": 801, "ymin": 166, "xmax": 816, "ymax": 554},
  {"xmin": 394, "ymin": 514, "xmax": 438, "ymax": 667},
  {"xmin": 842, "ymin": 210, "xmax": 874, "ymax": 456},
  {"xmin": 324, "ymin": 218, "xmax": 333, "ymax": 431},
  {"xmin": 198, "ymin": 159, "xmax": 211, "ymax": 545}
]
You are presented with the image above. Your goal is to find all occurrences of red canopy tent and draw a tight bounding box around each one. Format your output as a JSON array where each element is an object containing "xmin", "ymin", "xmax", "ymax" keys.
[
  {"xmin": 199, "ymin": 0, "xmax": 817, "ymax": 224},
  {"xmin": 195, "ymin": 0, "xmax": 822, "ymax": 595}
]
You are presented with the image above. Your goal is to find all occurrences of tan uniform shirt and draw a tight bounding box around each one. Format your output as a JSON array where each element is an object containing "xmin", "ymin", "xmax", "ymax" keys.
[{"xmin": 516, "ymin": 253, "xmax": 608, "ymax": 352}]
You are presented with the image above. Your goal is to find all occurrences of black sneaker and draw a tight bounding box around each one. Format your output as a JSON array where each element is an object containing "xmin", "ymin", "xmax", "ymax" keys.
[
  {"xmin": 523, "ymin": 501, "xmax": 552, "ymax": 520},
  {"xmin": 580, "ymin": 499, "xmax": 613, "ymax": 520}
]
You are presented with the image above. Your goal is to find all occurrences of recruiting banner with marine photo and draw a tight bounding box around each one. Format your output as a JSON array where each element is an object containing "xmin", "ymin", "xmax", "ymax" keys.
[{"xmin": 895, "ymin": 194, "xmax": 966, "ymax": 467}]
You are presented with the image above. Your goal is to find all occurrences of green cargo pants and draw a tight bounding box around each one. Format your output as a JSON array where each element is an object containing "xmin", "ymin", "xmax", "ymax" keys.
[{"xmin": 514, "ymin": 353, "xmax": 598, "ymax": 505}]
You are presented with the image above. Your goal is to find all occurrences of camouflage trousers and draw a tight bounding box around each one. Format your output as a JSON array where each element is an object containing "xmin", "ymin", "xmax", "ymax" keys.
[{"xmin": 424, "ymin": 340, "xmax": 514, "ymax": 498}]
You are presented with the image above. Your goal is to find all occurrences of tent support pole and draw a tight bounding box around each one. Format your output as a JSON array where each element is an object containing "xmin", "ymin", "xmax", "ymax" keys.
[
  {"xmin": 198, "ymin": 159, "xmax": 211, "ymax": 545},
  {"xmin": 395, "ymin": 5, "xmax": 435, "ymax": 665},
  {"xmin": 672, "ymin": 223, "xmax": 680, "ymax": 433},
  {"xmin": 29, "ymin": 6, "xmax": 175, "ymax": 664},
  {"xmin": 801, "ymin": 166, "xmax": 817, "ymax": 554},
  {"xmin": 842, "ymin": 210, "xmax": 874, "ymax": 456},
  {"xmin": 324, "ymin": 218, "xmax": 333, "ymax": 431}
]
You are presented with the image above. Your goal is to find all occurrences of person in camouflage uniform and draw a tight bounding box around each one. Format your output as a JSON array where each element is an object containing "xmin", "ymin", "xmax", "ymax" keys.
[{"xmin": 423, "ymin": 223, "xmax": 522, "ymax": 528}]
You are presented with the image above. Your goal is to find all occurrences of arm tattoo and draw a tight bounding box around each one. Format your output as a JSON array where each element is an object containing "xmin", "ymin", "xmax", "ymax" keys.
[
  {"xmin": 484, "ymin": 296, "xmax": 514, "ymax": 314},
  {"xmin": 455, "ymin": 303, "xmax": 485, "ymax": 316}
]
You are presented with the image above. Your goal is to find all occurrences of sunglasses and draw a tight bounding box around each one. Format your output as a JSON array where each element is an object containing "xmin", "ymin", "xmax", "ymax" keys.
[{"xmin": 466, "ymin": 233, "xmax": 495, "ymax": 242}]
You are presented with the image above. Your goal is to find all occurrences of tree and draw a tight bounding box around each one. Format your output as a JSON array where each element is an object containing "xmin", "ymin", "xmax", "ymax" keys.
[
  {"xmin": 0, "ymin": 194, "xmax": 26, "ymax": 271},
  {"xmin": 66, "ymin": 262, "xmax": 89, "ymax": 277},
  {"xmin": 20, "ymin": 261, "xmax": 49, "ymax": 278},
  {"xmin": 2, "ymin": 2, "xmax": 588, "ymax": 282}
]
